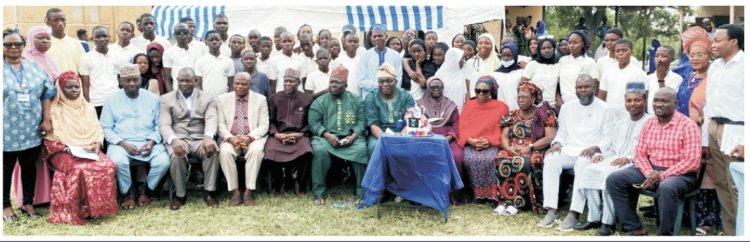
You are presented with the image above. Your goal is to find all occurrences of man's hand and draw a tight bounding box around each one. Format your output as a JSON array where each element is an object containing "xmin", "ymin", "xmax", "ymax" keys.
[
  {"xmin": 340, "ymin": 133, "xmax": 357, "ymax": 147},
  {"xmin": 546, "ymin": 143, "xmax": 562, "ymax": 156},
  {"xmin": 641, "ymin": 171, "xmax": 660, "ymax": 189},
  {"xmin": 702, "ymin": 147, "xmax": 711, "ymax": 160},
  {"xmin": 118, "ymin": 141, "xmax": 140, "ymax": 156},
  {"xmin": 323, "ymin": 132, "xmax": 340, "ymax": 147},
  {"xmin": 731, "ymin": 144, "xmax": 745, "ymax": 160},
  {"xmin": 200, "ymin": 136, "xmax": 219, "ymax": 157},
  {"xmin": 579, "ymin": 146, "xmax": 600, "ymax": 159},
  {"xmin": 140, "ymin": 140, "xmax": 156, "ymax": 157},
  {"xmin": 592, "ymin": 154, "xmax": 604, "ymax": 163},
  {"xmin": 274, "ymin": 133, "xmax": 288, "ymax": 142},
  {"xmin": 656, "ymin": 59, "xmax": 668, "ymax": 81},
  {"xmin": 610, "ymin": 157, "xmax": 630, "ymax": 167},
  {"xmin": 171, "ymin": 139, "xmax": 189, "ymax": 158},
  {"xmin": 41, "ymin": 118, "xmax": 53, "ymax": 135}
]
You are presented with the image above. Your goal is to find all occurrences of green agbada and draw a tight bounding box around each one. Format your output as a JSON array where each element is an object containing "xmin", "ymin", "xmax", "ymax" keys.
[{"xmin": 308, "ymin": 91, "xmax": 368, "ymax": 164}]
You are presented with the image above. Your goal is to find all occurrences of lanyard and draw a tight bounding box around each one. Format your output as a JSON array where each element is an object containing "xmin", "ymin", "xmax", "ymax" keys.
[{"xmin": 5, "ymin": 62, "xmax": 27, "ymax": 91}]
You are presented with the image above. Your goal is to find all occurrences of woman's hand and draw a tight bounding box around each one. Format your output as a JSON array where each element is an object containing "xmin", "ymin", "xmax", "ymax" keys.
[{"xmin": 41, "ymin": 118, "xmax": 53, "ymax": 136}]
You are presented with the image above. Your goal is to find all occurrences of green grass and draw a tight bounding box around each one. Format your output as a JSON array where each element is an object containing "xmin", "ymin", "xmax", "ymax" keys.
[{"xmin": 3, "ymin": 185, "xmax": 667, "ymax": 236}]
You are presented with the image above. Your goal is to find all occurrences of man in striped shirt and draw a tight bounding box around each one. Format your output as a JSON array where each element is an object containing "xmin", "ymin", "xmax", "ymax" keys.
[{"xmin": 606, "ymin": 87, "xmax": 702, "ymax": 236}]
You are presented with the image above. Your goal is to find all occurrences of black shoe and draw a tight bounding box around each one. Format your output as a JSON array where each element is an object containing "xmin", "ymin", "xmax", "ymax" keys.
[
  {"xmin": 597, "ymin": 224, "xmax": 613, "ymax": 236},
  {"xmin": 639, "ymin": 204, "xmax": 655, "ymax": 212},
  {"xmin": 573, "ymin": 221, "xmax": 602, "ymax": 230},
  {"xmin": 643, "ymin": 210, "xmax": 658, "ymax": 218}
]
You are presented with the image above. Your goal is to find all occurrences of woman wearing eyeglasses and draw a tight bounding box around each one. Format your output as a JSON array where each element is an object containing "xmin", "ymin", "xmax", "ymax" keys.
[
  {"xmin": 491, "ymin": 43, "xmax": 524, "ymax": 111},
  {"xmin": 457, "ymin": 76, "xmax": 509, "ymax": 204},
  {"xmin": 3, "ymin": 30, "xmax": 57, "ymax": 221}
]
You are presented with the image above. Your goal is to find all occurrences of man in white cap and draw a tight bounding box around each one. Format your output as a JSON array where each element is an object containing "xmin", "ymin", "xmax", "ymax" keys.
[{"xmin": 357, "ymin": 24, "xmax": 403, "ymax": 100}]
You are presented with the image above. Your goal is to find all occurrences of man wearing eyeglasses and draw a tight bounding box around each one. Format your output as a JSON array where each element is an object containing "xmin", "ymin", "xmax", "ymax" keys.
[
  {"xmin": 364, "ymin": 63, "xmax": 415, "ymax": 156},
  {"xmin": 162, "ymin": 23, "xmax": 205, "ymax": 93}
]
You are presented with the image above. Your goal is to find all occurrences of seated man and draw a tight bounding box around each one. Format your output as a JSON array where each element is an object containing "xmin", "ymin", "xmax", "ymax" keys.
[
  {"xmin": 264, "ymin": 68, "xmax": 314, "ymax": 195},
  {"xmin": 159, "ymin": 67, "xmax": 220, "ymax": 210},
  {"xmin": 308, "ymin": 65, "xmax": 368, "ymax": 205},
  {"xmin": 568, "ymin": 82, "xmax": 652, "ymax": 235},
  {"xmin": 101, "ymin": 64, "xmax": 170, "ymax": 210},
  {"xmin": 217, "ymin": 72, "xmax": 269, "ymax": 206},
  {"xmin": 538, "ymin": 74, "xmax": 617, "ymax": 229},
  {"xmin": 606, "ymin": 87, "xmax": 702, "ymax": 236},
  {"xmin": 364, "ymin": 63, "xmax": 415, "ymax": 155}
]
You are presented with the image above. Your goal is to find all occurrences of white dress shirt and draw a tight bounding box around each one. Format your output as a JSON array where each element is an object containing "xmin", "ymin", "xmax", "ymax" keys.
[
  {"xmin": 646, "ymin": 71, "xmax": 683, "ymax": 114},
  {"xmin": 558, "ymin": 55, "xmax": 600, "ymax": 103},
  {"xmin": 702, "ymin": 50, "xmax": 745, "ymax": 145},
  {"xmin": 552, "ymin": 98, "xmax": 617, "ymax": 157},
  {"xmin": 522, "ymin": 61, "xmax": 560, "ymax": 106},
  {"xmin": 194, "ymin": 53, "xmax": 235, "ymax": 98},
  {"xmin": 599, "ymin": 62, "xmax": 648, "ymax": 119},
  {"xmin": 491, "ymin": 69, "xmax": 523, "ymax": 111}
]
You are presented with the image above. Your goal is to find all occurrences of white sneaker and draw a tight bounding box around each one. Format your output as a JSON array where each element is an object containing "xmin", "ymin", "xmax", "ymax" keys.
[{"xmin": 493, "ymin": 204, "xmax": 507, "ymax": 215}]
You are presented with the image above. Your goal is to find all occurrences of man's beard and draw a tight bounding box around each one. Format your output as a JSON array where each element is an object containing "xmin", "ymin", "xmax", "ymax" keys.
[{"xmin": 578, "ymin": 94, "xmax": 594, "ymax": 105}]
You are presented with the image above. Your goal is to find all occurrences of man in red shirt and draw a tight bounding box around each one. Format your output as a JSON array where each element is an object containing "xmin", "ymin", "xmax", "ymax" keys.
[{"xmin": 605, "ymin": 87, "xmax": 702, "ymax": 236}]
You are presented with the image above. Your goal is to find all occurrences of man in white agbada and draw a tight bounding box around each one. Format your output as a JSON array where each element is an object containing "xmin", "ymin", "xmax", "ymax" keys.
[{"xmin": 560, "ymin": 82, "xmax": 651, "ymax": 235}]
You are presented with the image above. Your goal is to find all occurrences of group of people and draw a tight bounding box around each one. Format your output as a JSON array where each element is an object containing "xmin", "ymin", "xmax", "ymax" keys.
[{"xmin": 1, "ymin": 7, "xmax": 745, "ymax": 237}]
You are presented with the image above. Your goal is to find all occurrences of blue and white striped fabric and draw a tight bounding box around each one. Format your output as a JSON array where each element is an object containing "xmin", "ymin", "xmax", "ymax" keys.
[
  {"xmin": 153, "ymin": 5, "xmax": 225, "ymax": 40},
  {"xmin": 346, "ymin": 5, "xmax": 443, "ymax": 32}
]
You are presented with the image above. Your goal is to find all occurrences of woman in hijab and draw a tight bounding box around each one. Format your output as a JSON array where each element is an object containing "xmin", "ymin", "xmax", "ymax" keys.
[
  {"xmin": 418, "ymin": 77, "xmax": 462, "ymax": 172},
  {"xmin": 468, "ymin": 33, "xmax": 501, "ymax": 77},
  {"xmin": 494, "ymin": 82, "xmax": 557, "ymax": 216},
  {"xmin": 23, "ymin": 26, "xmax": 59, "ymax": 80},
  {"xmin": 146, "ymin": 42, "xmax": 165, "ymax": 94},
  {"xmin": 432, "ymin": 42, "xmax": 450, "ymax": 69},
  {"xmin": 402, "ymin": 39, "xmax": 437, "ymax": 100},
  {"xmin": 461, "ymin": 40, "xmax": 477, "ymax": 62},
  {"xmin": 436, "ymin": 48, "xmax": 469, "ymax": 112},
  {"xmin": 44, "ymin": 71, "xmax": 118, "ymax": 224},
  {"xmin": 521, "ymin": 37, "xmax": 560, "ymax": 107},
  {"xmin": 132, "ymin": 53, "xmax": 160, "ymax": 94},
  {"xmin": 525, "ymin": 37, "xmax": 539, "ymax": 61},
  {"xmin": 458, "ymin": 76, "xmax": 509, "ymax": 204},
  {"xmin": 492, "ymin": 43, "xmax": 523, "ymax": 111},
  {"xmin": 452, "ymin": 34, "xmax": 465, "ymax": 49}
]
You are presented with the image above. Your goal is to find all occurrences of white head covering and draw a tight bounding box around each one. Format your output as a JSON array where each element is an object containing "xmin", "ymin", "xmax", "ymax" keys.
[
  {"xmin": 477, "ymin": 33, "xmax": 500, "ymax": 76},
  {"xmin": 435, "ymin": 48, "xmax": 468, "ymax": 111}
]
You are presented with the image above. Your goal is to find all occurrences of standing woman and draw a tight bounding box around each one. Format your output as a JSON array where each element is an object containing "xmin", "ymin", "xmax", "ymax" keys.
[
  {"xmin": 452, "ymin": 34, "xmax": 465, "ymax": 49},
  {"xmin": 146, "ymin": 42, "xmax": 165, "ymax": 94},
  {"xmin": 133, "ymin": 53, "xmax": 159, "ymax": 94},
  {"xmin": 386, "ymin": 36, "xmax": 403, "ymax": 54},
  {"xmin": 557, "ymin": 30, "xmax": 599, "ymax": 107},
  {"xmin": 432, "ymin": 42, "xmax": 450, "ymax": 70},
  {"xmin": 403, "ymin": 39, "xmax": 437, "ymax": 100},
  {"xmin": 466, "ymin": 33, "xmax": 501, "ymax": 98},
  {"xmin": 23, "ymin": 26, "xmax": 59, "ymax": 80},
  {"xmin": 521, "ymin": 37, "xmax": 560, "ymax": 108},
  {"xmin": 44, "ymin": 71, "xmax": 118, "ymax": 224},
  {"xmin": 436, "ymin": 48, "xmax": 469, "ymax": 112},
  {"xmin": 492, "ymin": 43, "xmax": 523, "ymax": 111},
  {"xmin": 556, "ymin": 36, "xmax": 571, "ymax": 61},
  {"xmin": 3, "ymin": 30, "xmax": 57, "ymax": 221}
]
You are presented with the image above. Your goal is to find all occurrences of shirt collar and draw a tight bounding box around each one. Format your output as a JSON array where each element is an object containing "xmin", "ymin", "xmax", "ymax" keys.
[
  {"xmin": 719, "ymin": 50, "xmax": 744, "ymax": 66},
  {"xmin": 236, "ymin": 94, "xmax": 248, "ymax": 102}
]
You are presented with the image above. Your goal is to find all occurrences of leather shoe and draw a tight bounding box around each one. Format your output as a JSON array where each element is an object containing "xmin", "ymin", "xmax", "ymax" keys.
[
  {"xmin": 229, "ymin": 194, "xmax": 241, "ymax": 207},
  {"xmin": 243, "ymin": 194, "xmax": 256, "ymax": 206},
  {"xmin": 204, "ymin": 195, "xmax": 219, "ymax": 208},
  {"xmin": 170, "ymin": 198, "xmax": 184, "ymax": 211},
  {"xmin": 573, "ymin": 221, "xmax": 602, "ymax": 230},
  {"xmin": 622, "ymin": 228, "xmax": 648, "ymax": 236},
  {"xmin": 643, "ymin": 210, "xmax": 658, "ymax": 218},
  {"xmin": 597, "ymin": 224, "xmax": 613, "ymax": 236},
  {"xmin": 137, "ymin": 194, "xmax": 151, "ymax": 206}
]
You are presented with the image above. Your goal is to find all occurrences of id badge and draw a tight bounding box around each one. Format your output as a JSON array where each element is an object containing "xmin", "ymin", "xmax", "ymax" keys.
[{"xmin": 17, "ymin": 94, "xmax": 30, "ymax": 102}]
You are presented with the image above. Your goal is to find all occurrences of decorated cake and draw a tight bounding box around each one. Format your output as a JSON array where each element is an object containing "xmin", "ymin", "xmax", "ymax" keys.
[{"xmin": 402, "ymin": 105, "xmax": 432, "ymax": 137}]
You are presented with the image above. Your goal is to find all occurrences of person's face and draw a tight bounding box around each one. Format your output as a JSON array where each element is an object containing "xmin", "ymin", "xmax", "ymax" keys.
[
  {"xmin": 185, "ymin": 20, "xmax": 196, "ymax": 37},
  {"xmin": 604, "ymin": 33, "xmax": 619, "ymax": 51},
  {"xmin": 688, "ymin": 46, "xmax": 711, "ymax": 71},
  {"xmin": 241, "ymin": 52, "xmax": 257, "ymax": 69},
  {"xmin": 475, "ymin": 82, "xmax": 491, "ymax": 103},
  {"xmin": 402, "ymin": 31, "xmax": 415, "ymax": 46},
  {"xmin": 410, "ymin": 44, "xmax": 425, "ymax": 62},
  {"xmin": 141, "ymin": 16, "xmax": 156, "ymax": 35},
  {"xmin": 575, "ymin": 79, "xmax": 595, "ymax": 105},
  {"xmin": 614, "ymin": 43, "xmax": 632, "ymax": 66},
  {"xmin": 148, "ymin": 49, "xmax": 162, "ymax": 66},
  {"xmin": 92, "ymin": 28, "xmax": 109, "ymax": 50},
  {"xmin": 281, "ymin": 35, "xmax": 294, "ymax": 54},
  {"xmin": 283, "ymin": 78, "xmax": 299, "ymax": 93},
  {"xmin": 378, "ymin": 77, "xmax": 396, "ymax": 96},
  {"xmin": 432, "ymin": 48, "xmax": 446, "ymax": 65},
  {"xmin": 712, "ymin": 29, "xmax": 736, "ymax": 59},
  {"xmin": 176, "ymin": 71, "xmax": 195, "ymax": 95},
  {"xmin": 328, "ymin": 40, "xmax": 341, "ymax": 56},
  {"xmin": 136, "ymin": 56, "xmax": 149, "ymax": 74},
  {"xmin": 371, "ymin": 31, "xmax": 387, "ymax": 49},
  {"xmin": 477, "ymin": 37, "xmax": 492, "ymax": 58},
  {"xmin": 388, "ymin": 38, "xmax": 402, "ymax": 53},
  {"xmin": 118, "ymin": 23, "xmax": 134, "ymax": 42},
  {"xmin": 425, "ymin": 33, "xmax": 437, "ymax": 48},
  {"xmin": 529, "ymin": 39, "xmax": 538, "ymax": 55},
  {"xmin": 329, "ymin": 79, "xmax": 346, "ymax": 96},
  {"xmin": 174, "ymin": 25, "xmax": 190, "ymax": 45},
  {"xmin": 3, "ymin": 34, "xmax": 25, "ymax": 59},
  {"xmin": 453, "ymin": 35, "xmax": 465, "ymax": 48},
  {"xmin": 655, "ymin": 47, "xmax": 673, "ymax": 67},
  {"xmin": 559, "ymin": 40, "xmax": 570, "ymax": 55},
  {"xmin": 33, "ymin": 32, "xmax": 51, "ymax": 53},
  {"xmin": 499, "ymin": 48, "xmax": 514, "ymax": 61},
  {"xmin": 624, "ymin": 92, "xmax": 645, "ymax": 117},
  {"xmin": 46, "ymin": 12, "xmax": 66, "ymax": 34},
  {"xmin": 318, "ymin": 32, "xmax": 331, "ymax": 46},
  {"xmin": 316, "ymin": 53, "xmax": 331, "ymax": 69},
  {"xmin": 652, "ymin": 91, "xmax": 676, "ymax": 118},
  {"xmin": 121, "ymin": 76, "xmax": 142, "ymax": 96},
  {"xmin": 213, "ymin": 17, "xmax": 229, "ymax": 33},
  {"xmin": 247, "ymin": 31, "xmax": 260, "ymax": 49},
  {"xmin": 300, "ymin": 38, "xmax": 313, "ymax": 54},
  {"xmin": 234, "ymin": 77, "xmax": 250, "ymax": 96},
  {"xmin": 428, "ymin": 80, "xmax": 444, "ymax": 98},
  {"xmin": 273, "ymin": 32, "xmax": 282, "ymax": 49},
  {"xmin": 568, "ymin": 34, "xmax": 583, "ymax": 55},
  {"xmin": 230, "ymin": 36, "xmax": 245, "ymax": 52},
  {"xmin": 702, "ymin": 19, "xmax": 713, "ymax": 32},
  {"xmin": 260, "ymin": 40, "xmax": 272, "ymax": 56},
  {"xmin": 540, "ymin": 41, "xmax": 554, "ymax": 59},
  {"xmin": 346, "ymin": 36, "xmax": 360, "ymax": 53},
  {"xmin": 62, "ymin": 80, "xmax": 81, "ymax": 100},
  {"xmin": 299, "ymin": 26, "xmax": 312, "ymax": 36},
  {"xmin": 462, "ymin": 45, "xmax": 475, "ymax": 60},
  {"xmin": 516, "ymin": 90, "xmax": 534, "ymax": 110},
  {"xmin": 206, "ymin": 33, "xmax": 222, "ymax": 51}
]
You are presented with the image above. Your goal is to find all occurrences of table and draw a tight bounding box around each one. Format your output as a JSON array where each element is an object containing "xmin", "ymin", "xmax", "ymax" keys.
[{"xmin": 361, "ymin": 133, "xmax": 464, "ymax": 221}]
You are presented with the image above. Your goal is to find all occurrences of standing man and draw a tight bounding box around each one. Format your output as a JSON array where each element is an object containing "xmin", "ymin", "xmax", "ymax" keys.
[
  {"xmin": 159, "ymin": 67, "xmax": 220, "ymax": 210},
  {"xmin": 217, "ymin": 73, "xmax": 269, "ymax": 206},
  {"xmin": 297, "ymin": 33, "xmax": 317, "ymax": 85},
  {"xmin": 271, "ymin": 26, "xmax": 288, "ymax": 58},
  {"xmin": 240, "ymin": 50, "xmax": 272, "ymax": 99},
  {"xmin": 257, "ymin": 36, "xmax": 276, "ymax": 79},
  {"xmin": 358, "ymin": 24, "xmax": 403, "ymax": 100},
  {"xmin": 162, "ymin": 23, "xmax": 204, "ymax": 93},
  {"xmin": 247, "ymin": 29, "xmax": 262, "ymax": 53},
  {"xmin": 45, "ymin": 8, "xmax": 85, "ymax": 73},
  {"xmin": 109, "ymin": 21, "xmax": 140, "ymax": 68},
  {"xmin": 101, "ymin": 65, "xmax": 170, "ymax": 210},
  {"xmin": 77, "ymin": 29, "xmax": 90, "ymax": 52},
  {"xmin": 703, "ymin": 24, "xmax": 744, "ymax": 236},
  {"xmin": 130, "ymin": 13, "xmax": 172, "ymax": 53},
  {"xmin": 646, "ymin": 45, "xmax": 683, "ymax": 114},
  {"xmin": 212, "ymin": 14, "xmax": 232, "ymax": 57},
  {"xmin": 79, "ymin": 26, "xmax": 120, "ymax": 117},
  {"xmin": 229, "ymin": 34, "xmax": 246, "ymax": 73},
  {"xmin": 195, "ymin": 30, "xmax": 235, "ymax": 98},
  {"xmin": 180, "ymin": 17, "xmax": 207, "ymax": 54},
  {"xmin": 270, "ymin": 32, "xmax": 305, "ymax": 93},
  {"xmin": 598, "ymin": 39, "xmax": 648, "ymax": 119},
  {"xmin": 331, "ymin": 33, "xmax": 362, "ymax": 97}
]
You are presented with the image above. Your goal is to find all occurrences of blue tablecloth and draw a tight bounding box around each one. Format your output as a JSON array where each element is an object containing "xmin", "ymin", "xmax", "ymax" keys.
[{"xmin": 362, "ymin": 133, "xmax": 464, "ymax": 220}]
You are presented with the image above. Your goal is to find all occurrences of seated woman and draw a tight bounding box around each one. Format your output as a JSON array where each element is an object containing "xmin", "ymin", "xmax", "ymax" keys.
[
  {"xmin": 494, "ymin": 82, "xmax": 557, "ymax": 216},
  {"xmin": 44, "ymin": 71, "xmax": 118, "ymax": 224},
  {"xmin": 457, "ymin": 76, "xmax": 509, "ymax": 203},
  {"xmin": 418, "ymin": 77, "xmax": 462, "ymax": 173}
]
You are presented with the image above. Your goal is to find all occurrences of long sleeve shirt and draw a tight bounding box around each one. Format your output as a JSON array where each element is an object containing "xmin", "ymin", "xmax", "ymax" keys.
[
  {"xmin": 357, "ymin": 47, "xmax": 403, "ymax": 100},
  {"xmin": 101, "ymin": 89, "xmax": 163, "ymax": 146},
  {"xmin": 634, "ymin": 113, "xmax": 701, "ymax": 180},
  {"xmin": 552, "ymin": 98, "xmax": 616, "ymax": 157},
  {"xmin": 702, "ymin": 50, "xmax": 744, "ymax": 146},
  {"xmin": 599, "ymin": 114, "xmax": 651, "ymax": 161}
]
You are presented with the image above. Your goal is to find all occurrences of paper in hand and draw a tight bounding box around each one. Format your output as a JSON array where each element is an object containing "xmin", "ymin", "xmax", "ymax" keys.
[{"xmin": 68, "ymin": 145, "xmax": 99, "ymax": 160}]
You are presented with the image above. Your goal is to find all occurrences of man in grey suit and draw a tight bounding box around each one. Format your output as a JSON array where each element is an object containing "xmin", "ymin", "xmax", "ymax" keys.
[{"xmin": 160, "ymin": 67, "xmax": 221, "ymax": 210}]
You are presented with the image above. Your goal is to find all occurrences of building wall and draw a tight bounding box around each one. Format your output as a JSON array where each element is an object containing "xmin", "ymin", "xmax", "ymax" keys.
[
  {"xmin": 3, "ymin": 6, "xmax": 152, "ymax": 43},
  {"xmin": 699, "ymin": 6, "xmax": 745, "ymax": 24}
]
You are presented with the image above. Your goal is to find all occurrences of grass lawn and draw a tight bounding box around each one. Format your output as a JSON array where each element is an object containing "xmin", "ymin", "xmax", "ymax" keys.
[{"xmin": 2, "ymin": 184, "xmax": 670, "ymax": 236}]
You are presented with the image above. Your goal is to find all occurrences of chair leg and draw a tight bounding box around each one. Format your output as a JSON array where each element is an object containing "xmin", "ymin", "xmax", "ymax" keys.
[
  {"xmin": 689, "ymin": 197, "xmax": 697, "ymax": 236},
  {"xmin": 673, "ymin": 200, "xmax": 685, "ymax": 236}
]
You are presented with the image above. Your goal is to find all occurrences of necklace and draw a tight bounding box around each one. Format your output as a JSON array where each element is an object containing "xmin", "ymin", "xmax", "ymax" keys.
[{"xmin": 688, "ymin": 72, "xmax": 706, "ymax": 89}]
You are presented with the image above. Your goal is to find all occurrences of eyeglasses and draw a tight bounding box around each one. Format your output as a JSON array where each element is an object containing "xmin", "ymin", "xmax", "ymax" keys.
[
  {"xmin": 3, "ymin": 42, "xmax": 24, "ymax": 48},
  {"xmin": 377, "ymin": 79, "xmax": 395, "ymax": 84},
  {"xmin": 174, "ymin": 30, "xmax": 190, "ymax": 36},
  {"xmin": 475, "ymin": 89, "xmax": 491, "ymax": 95},
  {"xmin": 688, "ymin": 52, "xmax": 709, "ymax": 59},
  {"xmin": 429, "ymin": 85, "xmax": 443, "ymax": 91}
]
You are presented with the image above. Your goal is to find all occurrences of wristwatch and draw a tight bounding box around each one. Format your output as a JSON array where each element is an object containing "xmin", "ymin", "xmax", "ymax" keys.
[{"xmin": 528, "ymin": 143, "xmax": 534, "ymax": 150}]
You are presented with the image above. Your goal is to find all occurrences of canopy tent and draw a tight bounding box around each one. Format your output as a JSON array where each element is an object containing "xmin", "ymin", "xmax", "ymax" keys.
[{"xmin": 153, "ymin": 5, "xmax": 504, "ymax": 43}]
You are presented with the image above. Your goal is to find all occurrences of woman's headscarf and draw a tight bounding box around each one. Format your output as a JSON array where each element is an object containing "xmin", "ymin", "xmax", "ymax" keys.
[
  {"xmin": 133, "ymin": 53, "xmax": 154, "ymax": 89},
  {"xmin": 536, "ymin": 38, "xmax": 558, "ymax": 65},
  {"xmin": 409, "ymin": 39, "xmax": 427, "ymax": 57},
  {"xmin": 433, "ymin": 42, "xmax": 450, "ymax": 67},
  {"xmin": 147, "ymin": 42, "xmax": 165, "ymax": 67},
  {"xmin": 475, "ymin": 75, "xmax": 499, "ymax": 99},
  {"xmin": 496, "ymin": 43, "xmax": 520, "ymax": 73},
  {"xmin": 451, "ymin": 34, "xmax": 465, "ymax": 48},
  {"xmin": 435, "ymin": 48, "xmax": 467, "ymax": 110},
  {"xmin": 535, "ymin": 20, "xmax": 546, "ymax": 36},
  {"xmin": 22, "ymin": 26, "xmax": 59, "ymax": 80},
  {"xmin": 418, "ymin": 77, "xmax": 457, "ymax": 128},
  {"xmin": 477, "ymin": 33, "xmax": 500, "ymax": 76},
  {"xmin": 46, "ymin": 71, "xmax": 103, "ymax": 145},
  {"xmin": 458, "ymin": 76, "xmax": 508, "ymax": 147},
  {"xmin": 462, "ymin": 40, "xmax": 476, "ymax": 53},
  {"xmin": 517, "ymin": 82, "xmax": 557, "ymax": 141},
  {"xmin": 146, "ymin": 42, "xmax": 165, "ymax": 93},
  {"xmin": 569, "ymin": 30, "xmax": 591, "ymax": 57},
  {"xmin": 682, "ymin": 26, "xmax": 712, "ymax": 54}
]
